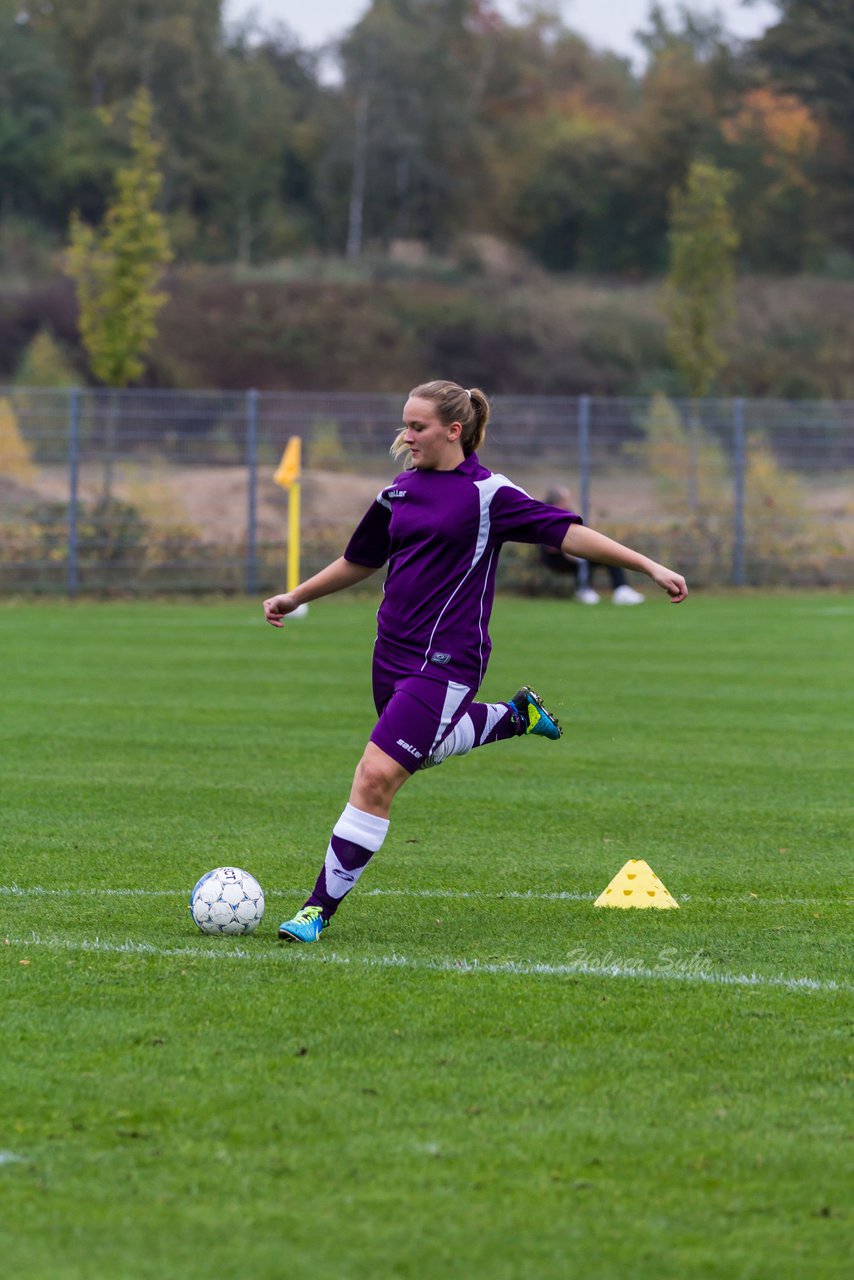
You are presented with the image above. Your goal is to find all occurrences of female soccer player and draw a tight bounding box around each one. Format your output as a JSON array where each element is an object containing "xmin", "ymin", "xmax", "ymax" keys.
[{"xmin": 263, "ymin": 381, "xmax": 687, "ymax": 941}]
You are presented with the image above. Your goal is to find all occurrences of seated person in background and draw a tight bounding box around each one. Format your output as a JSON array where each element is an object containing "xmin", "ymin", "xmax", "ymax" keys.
[{"xmin": 540, "ymin": 487, "xmax": 645, "ymax": 605}]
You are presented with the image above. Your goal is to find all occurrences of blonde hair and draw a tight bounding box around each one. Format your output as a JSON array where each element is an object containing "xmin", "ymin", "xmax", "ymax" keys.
[{"xmin": 391, "ymin": 380, "xmax": 490, "ymax": 464}]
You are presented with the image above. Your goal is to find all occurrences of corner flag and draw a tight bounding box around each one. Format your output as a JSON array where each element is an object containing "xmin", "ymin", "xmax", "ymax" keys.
[
  {"xmin": 274, "ymin": 435, "xmax": 301, "ymax": 489},
  {"xmin": 272, "ymin": 434, "xmax": 304, "ymax": 598}
]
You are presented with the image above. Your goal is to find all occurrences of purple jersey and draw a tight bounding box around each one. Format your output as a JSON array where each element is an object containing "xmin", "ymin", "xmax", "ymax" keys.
[{"xmin": 344, "ymin": 452, "xmax": 581, "ymax": 689}]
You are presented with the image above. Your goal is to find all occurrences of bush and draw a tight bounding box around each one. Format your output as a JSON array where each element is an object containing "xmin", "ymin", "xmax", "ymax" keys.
[
  {"xmin": 13, "ymin": 328, "xmax": 78, "ymax": 387},
  {"xmin": 4, "ymin": 269, "xmax": 854, "ymax": 399},
  {"xmin": 306, "ymin": 418, "xmax": 346, "ymax": 470},
  {"xmin": 0, "ymin": 397, "xmax": 36, "ymax": 484},
  {"xmin": 0, "ymin": 496, "xmax": 234, "ymax": 594}
]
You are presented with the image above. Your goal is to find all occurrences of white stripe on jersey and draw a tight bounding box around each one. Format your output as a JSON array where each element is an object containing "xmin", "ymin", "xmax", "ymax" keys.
[
  {"xmin": 475, "ymin": 547, "xmax": 495, "ymax": 689},
  {"xmin": 471, "ymin": 474, "xmax": 526, "ymax": 566}
]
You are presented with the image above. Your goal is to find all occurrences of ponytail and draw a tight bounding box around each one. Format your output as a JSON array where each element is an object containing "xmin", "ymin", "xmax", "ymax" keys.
[{"xmin": 391, "ymin": 380, "xmax": 491, "ymax": 463}]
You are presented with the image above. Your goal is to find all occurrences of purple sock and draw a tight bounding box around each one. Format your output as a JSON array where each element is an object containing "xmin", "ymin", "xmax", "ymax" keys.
[
  {"xmin": 305, "ymin": 803, "xmax": 389, "ymax": 919},
  {"xmin": 427, "ymin": 701, "xmax": 520, "ymax": 766},
  {"xmin": 467, "ymin": 700, "xmax": 523, "ymax": 742}
]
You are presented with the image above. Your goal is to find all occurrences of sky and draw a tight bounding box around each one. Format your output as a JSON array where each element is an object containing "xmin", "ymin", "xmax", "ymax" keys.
[{"xmin": 224, "ymin": 0, "xmax": 780, "ymax": 66}]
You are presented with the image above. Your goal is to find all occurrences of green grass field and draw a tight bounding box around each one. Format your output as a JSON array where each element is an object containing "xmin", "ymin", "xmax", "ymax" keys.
[{"xmin": 2, "ymin": 592, "xmax": 851, "ymax": 1279}]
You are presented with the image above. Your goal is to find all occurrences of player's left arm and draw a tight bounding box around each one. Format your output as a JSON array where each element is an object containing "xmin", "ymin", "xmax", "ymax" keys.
[{"xmin": 561, "ymin": 525, "xmax": 688, "ymax": 602}]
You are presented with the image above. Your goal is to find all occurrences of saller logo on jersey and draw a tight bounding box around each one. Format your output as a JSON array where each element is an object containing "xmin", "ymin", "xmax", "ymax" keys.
[
  {"xmin": 388, "ymin": 488, "xmax": 407, "ymax": 499},
  {"xmin": 396, "ymin": 739, "xmax": 423, "ymax": 759},
  {"xmin": 430, "ymin": 652, "xmax": 452, "ymax": 665}
]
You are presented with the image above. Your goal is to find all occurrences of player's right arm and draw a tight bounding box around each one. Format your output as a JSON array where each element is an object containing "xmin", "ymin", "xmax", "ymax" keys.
[{"xmin": 263, "ymin": 557, "xmax": 380, "ymax": 627}]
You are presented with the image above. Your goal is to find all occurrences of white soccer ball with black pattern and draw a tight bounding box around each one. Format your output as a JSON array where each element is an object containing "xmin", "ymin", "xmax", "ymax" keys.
[{"xmin": 190, "ymin": 866, "xmax": 265, "ymax": 935}]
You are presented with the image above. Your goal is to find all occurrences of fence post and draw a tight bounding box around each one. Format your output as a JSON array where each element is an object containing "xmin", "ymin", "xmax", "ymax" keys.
[
  {"xmin": 688, "ymin": 405, "xmax": 699, "ymax": 513},
  {"xmin": 732, "ymin": 397, "xmax": 746, "ymax": 586},
  {"xmin": 246, "ymin": 388, "xmax": 258, "ymax": 595},
  {"xmin": 67, "ymin": 387, "xmax": 81, "ymax": 598},
  {"xmin": 577, "ymin": 395, "xmax": 591, "ymax": 589}
]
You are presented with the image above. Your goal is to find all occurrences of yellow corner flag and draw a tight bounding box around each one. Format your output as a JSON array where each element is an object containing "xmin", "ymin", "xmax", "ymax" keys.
[
  {"xmin": 273, "ymin": 435, "xmax": 303, "ymax": 596},
  {"xmin": 273, "ymin": 435, "xmax": 301, "ymax": 490}
]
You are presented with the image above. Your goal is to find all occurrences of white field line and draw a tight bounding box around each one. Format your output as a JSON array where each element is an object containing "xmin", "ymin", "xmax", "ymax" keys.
[
  {"xmin": 1, "ymin": 883, "xmax": 849, "ymax": 909},
  {"xmin": 4, "ymin": 931, "xmax": 851, "ymax": 995}
]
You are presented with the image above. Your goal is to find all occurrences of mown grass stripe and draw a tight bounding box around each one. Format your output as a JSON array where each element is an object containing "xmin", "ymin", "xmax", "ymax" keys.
[{"xmin": 6, "ymin": 932, "xmax": 850, "ymax": 995}]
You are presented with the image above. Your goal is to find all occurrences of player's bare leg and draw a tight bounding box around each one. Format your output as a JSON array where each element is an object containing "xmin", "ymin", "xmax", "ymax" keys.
[{"xmin": 348, "ymin": 743, "xmax": 412, "ymax": 818}]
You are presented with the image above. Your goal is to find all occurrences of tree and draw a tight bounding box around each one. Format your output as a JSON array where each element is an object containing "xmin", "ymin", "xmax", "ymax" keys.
[
  {"xmin": 755, "ymin": 0, "xmax": 854, "ymax": 253},
  {"xmin": 720, "ymin": 87, "xmax": 819, "ymax": 270},
  {"xmin": 480, "ymin": 12, "xmax": 638, "ymax": 270},
  {"xmin": 28, "ymin": 0, "xmax": 227, "ymax": 251},
  {"xmin": 626, "ymin": 5, "xmax": 737, "ymax": 271},
  {"xmin": 664, "ymin": 159, "xmax": 739, "ymax": 507},
  {"xmin": 509, "ymin": 114, "xmax": 635, "ymax": 271},
  {"xmin": 67, "ymin": 87, "xmax": 171, "ymax": 386},
  {"xmin": 66, "ymin": 87, "xmax": 172, "ymax": 493},
  {"xmin": 665, "ymin": 159, "xmax": 738, "ymax": 397},
  {"xmin": 757, "ymin": 0, "xmax": 854, "ymax": 143},
  {"xmin": 213, "ymin": 27, "xmax": 327, "ymax": 263},
  {"xmin": 0, "ymin": 1, "xmax": 64, "ymax": 225},
  {"xmin": 339, "ymin": 0, "xmax": 487, "ymax": 253}
]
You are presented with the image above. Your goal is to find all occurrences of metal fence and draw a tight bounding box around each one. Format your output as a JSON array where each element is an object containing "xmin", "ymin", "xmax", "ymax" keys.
[{"xmin": 1, "ymin": 387, "xmax": 852, "ymax": 594}]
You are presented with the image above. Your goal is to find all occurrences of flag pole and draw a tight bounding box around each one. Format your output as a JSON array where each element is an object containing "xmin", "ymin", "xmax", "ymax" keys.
[
  {"xmin": 287, "ymin": 473, "xmax": 301, "ymax": 593},
  {"xmin": 273, "ymin": 435, "xmax": 308, "ymax": 618}
]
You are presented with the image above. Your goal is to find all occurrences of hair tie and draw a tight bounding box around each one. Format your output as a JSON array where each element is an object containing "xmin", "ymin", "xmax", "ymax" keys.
[{"xmin": 465, "ymin": 389, "xmax": 472, "ymax": 400}]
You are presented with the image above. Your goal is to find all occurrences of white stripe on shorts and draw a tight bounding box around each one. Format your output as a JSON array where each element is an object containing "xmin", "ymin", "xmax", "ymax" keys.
[{"xmin": 429, "ymin": 680, "xmax": 471, "ymax": 756}]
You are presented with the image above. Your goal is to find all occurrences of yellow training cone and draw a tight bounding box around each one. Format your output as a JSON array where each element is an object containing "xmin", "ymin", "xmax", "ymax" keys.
[{"xmin": 594, "ymin": 859, "xmax": 679, "ymax": 909}]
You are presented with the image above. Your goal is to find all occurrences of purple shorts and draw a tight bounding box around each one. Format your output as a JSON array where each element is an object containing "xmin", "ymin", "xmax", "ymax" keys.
[{"xmin": 370, "ymin": 643, "xmax": 475, "ymax": 772}]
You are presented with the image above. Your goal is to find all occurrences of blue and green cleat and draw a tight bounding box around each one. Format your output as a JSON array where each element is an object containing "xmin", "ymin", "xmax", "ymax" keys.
[
  {"xmin": 510, "ymin": 686, "xmax": 563, "ymax": 740},
  {"xmin": 277, "ymin": 905, "xmax": 329, "ymax": 943}
]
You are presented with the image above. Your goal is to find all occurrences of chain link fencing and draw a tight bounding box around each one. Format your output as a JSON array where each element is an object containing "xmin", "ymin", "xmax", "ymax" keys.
[{"xmin": 1, "ymin": 387, "xmax": 851, "ymax": 595}]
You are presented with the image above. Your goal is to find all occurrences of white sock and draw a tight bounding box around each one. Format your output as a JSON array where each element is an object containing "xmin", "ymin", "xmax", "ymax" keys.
[{"xmin": 322, "ymin": 803, "xmax": 389, "ymax": 901}]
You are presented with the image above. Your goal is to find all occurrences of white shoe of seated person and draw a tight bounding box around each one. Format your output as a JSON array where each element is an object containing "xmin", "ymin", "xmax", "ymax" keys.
[
  {"xmin": 575, "ymin": 586, "xmax": 601, "ymax": 605},
  {"xmin": 612, "ymin": 584, "xmax": 645, "ymax": 605}
]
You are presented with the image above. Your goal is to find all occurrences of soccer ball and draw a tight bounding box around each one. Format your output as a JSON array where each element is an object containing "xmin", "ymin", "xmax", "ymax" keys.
[{"xmin": 189, "ymin": 866, "xmax": 265, "ymax": 936}]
